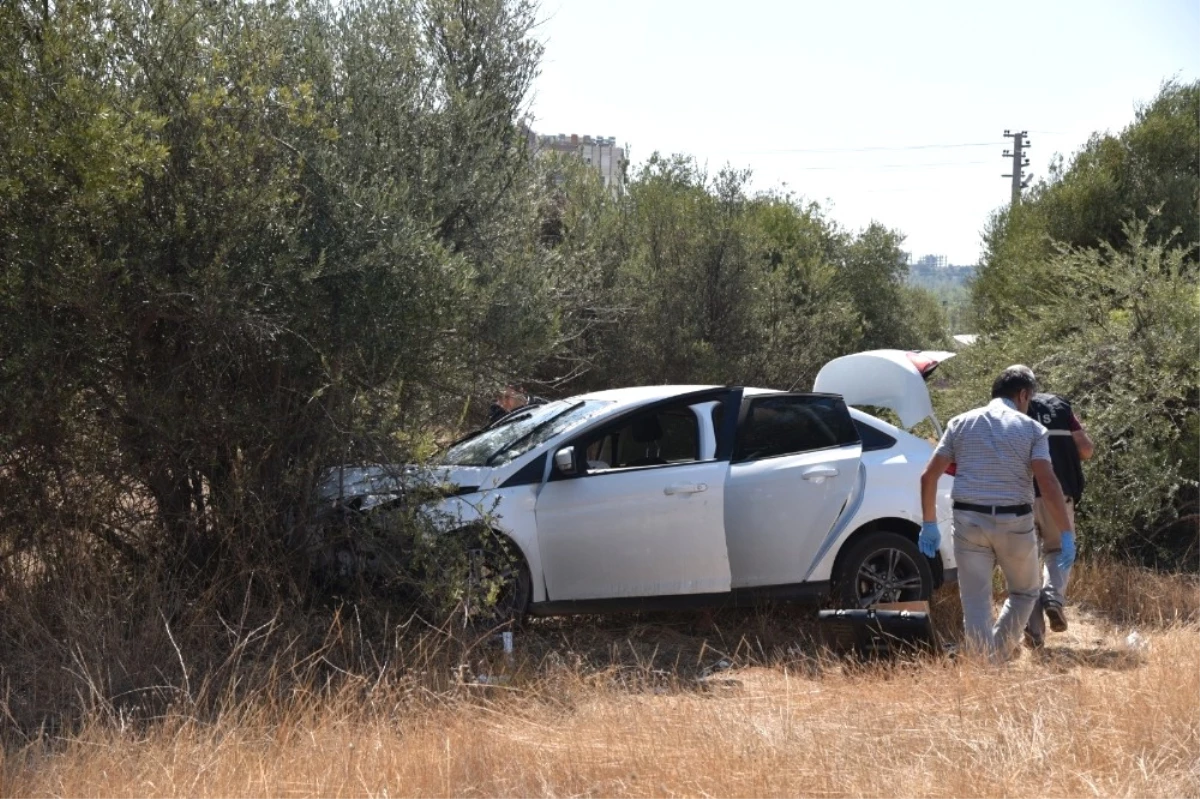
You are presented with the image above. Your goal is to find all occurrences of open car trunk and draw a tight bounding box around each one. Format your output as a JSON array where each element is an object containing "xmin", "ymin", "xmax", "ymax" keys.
[{"xmin": 813, "ymin": 349, "xmax": 955, "ymax": 435}]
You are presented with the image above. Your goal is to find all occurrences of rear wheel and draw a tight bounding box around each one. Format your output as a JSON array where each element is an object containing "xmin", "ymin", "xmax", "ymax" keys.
[{"xmin": 836, "ymin": 532, "xmax": 933, "ymax": 608}]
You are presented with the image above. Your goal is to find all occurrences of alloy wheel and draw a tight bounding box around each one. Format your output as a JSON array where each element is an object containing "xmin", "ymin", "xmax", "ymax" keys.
[{"xmin": 854, "ymin": 547, "xmax": 925, "ymax": 606}]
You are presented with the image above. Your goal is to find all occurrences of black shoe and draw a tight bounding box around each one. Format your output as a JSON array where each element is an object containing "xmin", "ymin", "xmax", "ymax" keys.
[
  {"xmin": 1045, "ymin": 602, "xmax": 1068, "ymax": 633},
  {"xmin": 1023, "ymin": 629, "xmax": 1044, "ymax": 650}
]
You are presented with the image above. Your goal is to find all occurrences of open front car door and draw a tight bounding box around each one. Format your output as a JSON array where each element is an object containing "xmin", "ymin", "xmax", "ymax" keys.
[{"xmin": 533, "ymin": 389, "xmax": 741, "ymax": 602}]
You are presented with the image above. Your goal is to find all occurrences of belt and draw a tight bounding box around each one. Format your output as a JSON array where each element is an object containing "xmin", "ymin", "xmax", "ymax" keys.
[{"xmin": 953, "ymin": 501, "xmax": 1032, "ymax": 516}]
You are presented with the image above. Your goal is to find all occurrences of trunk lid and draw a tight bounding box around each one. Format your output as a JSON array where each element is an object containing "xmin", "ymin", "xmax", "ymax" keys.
[{"xmin": 813, "ymin": 349, "xmax": 955, "ymax": 433}]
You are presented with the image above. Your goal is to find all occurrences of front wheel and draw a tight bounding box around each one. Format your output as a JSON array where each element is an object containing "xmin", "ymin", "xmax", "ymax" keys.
[
  {"xmin": 835, "ymin": 532, "xmax": 933, "ymax": 608},
  {"xmin": 463, "ymin": 531, "xmax": 532, "ymax": 627}
]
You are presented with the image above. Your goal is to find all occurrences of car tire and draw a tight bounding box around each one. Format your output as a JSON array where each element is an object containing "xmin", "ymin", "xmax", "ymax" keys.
[
  {"xmin": 835, "ymin": 532, "xmax": 933, "ymax": 608},
  {"xmin": 464, "ymin": 531, "xmax": 532, "ymax": 627}
]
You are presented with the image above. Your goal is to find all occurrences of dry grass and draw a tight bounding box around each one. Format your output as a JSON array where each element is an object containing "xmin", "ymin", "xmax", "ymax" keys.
[
  {"xmin": 1069, "ymin": 558, "xmax": 1200, "ymax": 626},
  {"xmin": 2, "ymin": 564, "xmax": 1198, "ymax": 798}
]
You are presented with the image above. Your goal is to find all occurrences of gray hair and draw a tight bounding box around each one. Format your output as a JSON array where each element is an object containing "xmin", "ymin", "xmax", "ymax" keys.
[{"xmin": 991, "ymin": 364, "xmax": 1037, "ymax": 399}]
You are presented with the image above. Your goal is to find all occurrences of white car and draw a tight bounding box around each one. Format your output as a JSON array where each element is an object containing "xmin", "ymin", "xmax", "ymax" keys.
[{"xmin": 319, "ymin": 350, "xmax": 958, "ymax": 616}]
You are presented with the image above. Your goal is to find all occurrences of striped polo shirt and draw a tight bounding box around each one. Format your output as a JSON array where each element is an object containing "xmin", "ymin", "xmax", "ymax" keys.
[{"xmin": 934, "ymin": 397, "xmax": 1051, "ymax": 506}]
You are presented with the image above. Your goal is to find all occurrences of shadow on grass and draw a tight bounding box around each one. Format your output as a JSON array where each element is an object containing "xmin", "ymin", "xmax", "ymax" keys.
[
  {"xmin": 465, "ymin": 588, "xmax": 1152, "ymax": 697},
  {"xmin": 1039, "ymin": 644, "xmax": 1145, "ymax": 672},
  {"xmin": 503, "ymin": 586, "xmax": 927, "ymax": 676},
  {"xmin": 462, "ymin": 601, "xmax": 1012, "ymax": 698},
  {"xmin": 453, "ymin": 604, "xmax": 829, "ymax": 697},
  {"xmin": 376, "ymin": 569, "xmax": 1172, "ymax": 706}
]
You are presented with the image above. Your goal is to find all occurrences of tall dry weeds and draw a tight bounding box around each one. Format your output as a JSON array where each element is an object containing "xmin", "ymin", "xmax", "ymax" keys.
[
  {"xmin": 1, "ymin": 561, "xmax": 1197, "ymax": 798},
  {"xmin": 1069, "ymin": 558, "xmax": 1200, "ymax": 626}
]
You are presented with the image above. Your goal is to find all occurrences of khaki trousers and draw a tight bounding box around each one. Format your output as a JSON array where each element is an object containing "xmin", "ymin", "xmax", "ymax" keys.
[{"xmin": 953, "ymin": 509, "xmax": 1041, "ymax": 662}]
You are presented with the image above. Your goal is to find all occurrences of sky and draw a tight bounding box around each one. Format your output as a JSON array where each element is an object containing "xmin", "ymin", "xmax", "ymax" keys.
[{"xmin": 528, "ymin": 0, "xmax": 1200, "ymax": 265}]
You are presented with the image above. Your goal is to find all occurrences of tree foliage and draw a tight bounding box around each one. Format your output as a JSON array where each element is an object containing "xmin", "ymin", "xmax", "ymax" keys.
[
  {"xmin": 0, "ymin": 0, "xmax": 948, "ymax": 614},
  {"xmin": 0, "ymin": 0, "xmax": 554, "ymax": 585},
  {"xmin": 972, "ymin": 79, "xmax": 1199, "ymax": 328},
  {"xmin": 954, "ymin": 79, "xmax": 1199, "ymax": 567},
  {"xmin": 540, "ymin": 155, "xmax": 948, "ymax": 394}
]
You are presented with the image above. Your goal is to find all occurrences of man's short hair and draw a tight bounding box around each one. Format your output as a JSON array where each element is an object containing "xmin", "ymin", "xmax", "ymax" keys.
[{"xmin": 991, "ymin": 365, "xmax": 1038, "ymax": 399}]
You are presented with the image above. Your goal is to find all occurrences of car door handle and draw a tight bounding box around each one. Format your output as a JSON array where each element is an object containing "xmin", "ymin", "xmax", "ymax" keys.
[
  {"xmin": 664, "ymin": 482, "xmax": 708, "ymax": 495},
  {"xmin": 802, "ymin": 466, "xmax": 839, "ymax": 483}
]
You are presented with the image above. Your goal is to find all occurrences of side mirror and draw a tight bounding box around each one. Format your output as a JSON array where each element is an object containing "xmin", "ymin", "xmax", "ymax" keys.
[{"xmin": 554, "ymin": 446, "xmax": 578, "ymax": 476}]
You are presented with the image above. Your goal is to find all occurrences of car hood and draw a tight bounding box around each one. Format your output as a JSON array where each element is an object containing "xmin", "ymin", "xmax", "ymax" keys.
[
  {"xmin": 316, "ymin": 463, "xmax": 492, "ymax": 508},
  {"xmin": 813, "ymin": 349, "xmax": 955, "ymax": 431}
]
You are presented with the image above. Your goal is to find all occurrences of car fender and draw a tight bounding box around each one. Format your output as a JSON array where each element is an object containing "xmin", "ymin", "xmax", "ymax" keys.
[
  {"xmin": 422, "ymin": 485, "xmax": 548, "ymax": 603},
  {"xmin": 802, "ymin": 466, "xmax": 957, "ymax": 583}
]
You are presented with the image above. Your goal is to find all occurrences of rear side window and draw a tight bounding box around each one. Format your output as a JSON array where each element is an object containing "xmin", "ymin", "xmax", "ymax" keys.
[
  {"xmin": 734, "ymin": 394, "xmax": 860, "ymax": 462},
  {"xmin": 853, "ymin": 419, "xmax": 898, "ymax": 452}
]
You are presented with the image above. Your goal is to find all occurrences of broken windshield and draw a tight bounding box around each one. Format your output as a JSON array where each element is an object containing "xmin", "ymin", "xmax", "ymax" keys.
[{"xmin": 440, "ymin": 399, "xmax": 611, "ymax": 467}]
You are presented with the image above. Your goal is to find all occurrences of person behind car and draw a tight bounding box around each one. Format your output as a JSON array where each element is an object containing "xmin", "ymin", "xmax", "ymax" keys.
[
  {"xmin": 1023, "ymin": 391, "xmax": 1095, "ymax": 647},
  {"xmin": 918, "ymin": 365, "xmax": 1075, "ymax": 663},
  {"xmin": 488, "ymin": 384, "xmax": 548, "ymax": 426}
]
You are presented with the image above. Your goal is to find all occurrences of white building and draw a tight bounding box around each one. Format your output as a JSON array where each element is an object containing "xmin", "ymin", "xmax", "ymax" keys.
[{"xmin": 535, "ymin": 133, "xmax": 627, "ymax": 194}]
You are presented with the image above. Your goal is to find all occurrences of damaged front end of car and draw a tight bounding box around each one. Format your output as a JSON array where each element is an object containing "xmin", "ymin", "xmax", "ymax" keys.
[{"xmin": 299, "ymin": 463, "xmax": 482, "ymax": 588}]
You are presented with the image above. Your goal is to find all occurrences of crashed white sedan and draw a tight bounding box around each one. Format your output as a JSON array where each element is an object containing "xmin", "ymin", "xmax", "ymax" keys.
[{"xmin": 320, "ymin": 350, "xmax": 958, "ymax": 616}]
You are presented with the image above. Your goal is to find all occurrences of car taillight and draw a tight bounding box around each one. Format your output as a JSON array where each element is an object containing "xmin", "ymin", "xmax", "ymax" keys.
[{"xmin": 906, "ymin": 351, "xmax": 941, "ymax": 377}]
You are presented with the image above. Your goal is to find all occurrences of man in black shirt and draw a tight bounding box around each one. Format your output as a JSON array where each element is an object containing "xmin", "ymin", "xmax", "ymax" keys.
[{"xmin": 1025, "ymin": 392, "xmax": 1095, "ymax": 647}]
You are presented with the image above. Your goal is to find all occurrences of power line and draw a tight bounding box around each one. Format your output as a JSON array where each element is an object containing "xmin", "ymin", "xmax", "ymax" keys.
[
  {"xmin": 776, "ymin": 160, "xmax": 994, "ymax": 171},
  {"xmin": 738, "ymin": 141, "xmax": 998, "ymax": 154}
]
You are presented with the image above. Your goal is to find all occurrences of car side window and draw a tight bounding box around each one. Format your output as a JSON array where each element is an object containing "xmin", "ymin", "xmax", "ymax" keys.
[
  {"xmin": 733, "ymin": 395, "xmax": 860, "ymax": 462},
  {"xmin": 853, "ymin": 419, "xmax": 898, "ymax": 452},
  {"xmin": 580, "ymin": 403, "xmax": 701, "ymax": 471}
]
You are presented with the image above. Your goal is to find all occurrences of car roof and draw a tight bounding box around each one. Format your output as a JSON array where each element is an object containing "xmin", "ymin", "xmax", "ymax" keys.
[
  {"xmin": 574, "ymin": 385, "xmax": 723, "ymax": 405},
  {"xmin": 574, "ymin": 384, "xmax": 813, "ymax": 406}
]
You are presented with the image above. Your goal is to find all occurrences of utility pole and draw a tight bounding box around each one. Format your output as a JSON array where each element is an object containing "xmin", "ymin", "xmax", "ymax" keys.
[{"xmin": 1001, "ymin": 129, "xmax": 1031, "ymax": 206}]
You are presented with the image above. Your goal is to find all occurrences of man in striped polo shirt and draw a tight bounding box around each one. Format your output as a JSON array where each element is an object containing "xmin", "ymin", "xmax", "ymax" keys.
[{"xmin": 918, "ymin": 365, "xmax": 1076, "ymax": 662}]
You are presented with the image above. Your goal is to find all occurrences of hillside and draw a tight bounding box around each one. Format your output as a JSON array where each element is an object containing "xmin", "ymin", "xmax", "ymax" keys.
[{"xmin": 907, "ymin": 262, "xmax": 976, "ymax": 335}]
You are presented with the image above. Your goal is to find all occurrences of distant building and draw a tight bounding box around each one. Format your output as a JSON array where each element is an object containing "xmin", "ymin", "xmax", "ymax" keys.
[
  {"xmin": 914, "ymin": 254, "xmax": 949, "ymax": 270},
  {"xmin": 534, "ymin": 132, "xmax": 627, "ymax": 195}
]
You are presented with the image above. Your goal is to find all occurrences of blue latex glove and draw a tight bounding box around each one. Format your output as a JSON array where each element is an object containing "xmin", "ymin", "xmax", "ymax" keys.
[
  {"xmin": 919, "ymin": 521, "xmax": 941, "ymax": 557},
  {"xmin": 1058, "ymin": 531, "xmax": 1077, "ymax": 571}
]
